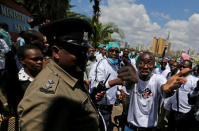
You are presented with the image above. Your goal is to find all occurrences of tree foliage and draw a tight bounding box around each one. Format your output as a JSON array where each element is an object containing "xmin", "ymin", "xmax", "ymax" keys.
[
  {"xmin": 14, "ymin": 0, "xmax": 124, "ymax": 47},
  {"xmin": 89, "ymin": 17, "xmax": 124, "ymax": 48},
  {"xmin": 15, "ymin": 0, "xmax": 71, "ymax": 21},
  {"xmin": 89, "ymin": 0, "xmax": 100, "ymax": 20}
]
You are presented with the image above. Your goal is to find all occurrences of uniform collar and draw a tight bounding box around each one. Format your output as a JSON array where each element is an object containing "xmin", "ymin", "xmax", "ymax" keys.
[{"xmin": 47, "ymin": 60, "xmax": 78, "ymax": 88}]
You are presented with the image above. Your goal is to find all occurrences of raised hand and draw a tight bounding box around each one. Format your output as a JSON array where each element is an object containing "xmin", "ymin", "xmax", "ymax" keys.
[
  {"xmin": 162, "ymin": 68, "xmax": 191, "ymax": 92},
  {"xmin": 117, "ymin": 57, "xmax": 139, "ymax": 89}
]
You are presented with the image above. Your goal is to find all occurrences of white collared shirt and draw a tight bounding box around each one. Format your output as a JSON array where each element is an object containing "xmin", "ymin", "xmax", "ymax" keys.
[
  {"xmin": 171, "ymin": 75, "xmax": 199, "ymax": 113},
  {"xmin": 18, "ymin": 68, "xmax": 34, "ymax": 82},
  {"xmin": 89, "ymin": 58, "xmax": 125, "ymax": 105}
]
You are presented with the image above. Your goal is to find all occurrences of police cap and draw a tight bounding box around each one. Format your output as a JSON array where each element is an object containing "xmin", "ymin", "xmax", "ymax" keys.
[{"xmin": 39, "ymin": 18, "xmax": 93, "ymax": 48}]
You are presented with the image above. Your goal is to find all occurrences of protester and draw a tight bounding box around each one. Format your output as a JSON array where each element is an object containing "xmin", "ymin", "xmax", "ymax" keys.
[
  {"xmin": 85, "ymin": 45, "xmax": 96, "ymax": 79},
  {"xmin": 89, "ymin": 42, "xmax": 138, "ymax": 131},
  {"xmin": 96, "ymin": 44, "xmax": 106, "ymax": 62},
  {"xmin": 0, "ymin": 22, "xmax": 12, "ymax": 50},
  {"xmin": 119, "ymin": 48, "xmax": 131, "ymax": 67},
  {"xmin": 158, "ymin": 61, "xmax": 179, "ymax": 130},
  {"xmin": 125, "ymin": 52, "xmax": 188, "ymax": 131},
  {"xmin": 83, "ymin": 45, "xmax": 97, "ymax": 86},
  {"xmin": 90, "ymin": 42, "xmax": 126, "ymax": 131},
  {"xmin": 166, "ymin": 57, "xmax": 176, "ymax": 71},
  {"xmin": 193, "ymin": 65, "xmax": 199, "ymax": 77},
  {"xmin": 170, "ymin": 60, "xmax": 199, "ymax": 131},
  {"xmin": 154, "ymin": 58, "xmax": 170, "ymax": 78}
]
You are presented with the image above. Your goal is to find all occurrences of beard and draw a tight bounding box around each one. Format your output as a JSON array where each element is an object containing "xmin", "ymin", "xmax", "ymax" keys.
[
  {"xmin": 88, "ymin": 55, "xmax": 96, "ymax": 61},
  {"xmin": 161, "ymin": 67, "xmax": 166, "ymax": 70}
]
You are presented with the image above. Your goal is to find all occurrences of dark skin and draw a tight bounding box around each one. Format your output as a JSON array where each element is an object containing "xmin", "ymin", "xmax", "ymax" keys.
[
  {"xmin": 94, "ymin": 47, "xmax": 139, "ymax": 101},
  {"xmin": 193, "ymin": 66, "xmax": 199, "ymax": 77},
  {"xmin": 95, "ymin": 47, "xmax": 121, "ymax": 101},
  {"xmin": 51, "ymin": 45, "xmax": 84, "ymax": 80},
  {"xmin": 88, "ymin": 48, "xmax": 95, "ymax": 56},
  {"xmin": 123, "ymin": 48, "xmax": 129, "ymax": 58},
  {"xmin": 95, "ymin": 53, "xmax": 191, "ymax": 100},
  {"xmin": 169, "ymin": 58, "xmax": 176, "ymax": 67},
  {"xmin": 21, "ymin": 49, "xmax": 43, "ymax": 78},
  {"xmin": 135, "ymin": 52, "xmax": 189, "ymax": 93},
  {"xmin": 180, "ymin": 60, "xmax": 192, "ymax": 77},
  {"xmin": 100, "ymin": 46, "xmax": 107, "ymax": 57},
  {"xmin": 160, "ymin": 61, "xmax": 167, "ymax": 71},
  {"xmin": 136, "ymin": 53, "xmax": 155, "ymax": 81},
  {"xmin": 162, "ymin": 68, "xmax": 189, "ymax": 93},
  {"xmin": 170, "ymin": 62, "xmax": 179, "ymax": 76}
]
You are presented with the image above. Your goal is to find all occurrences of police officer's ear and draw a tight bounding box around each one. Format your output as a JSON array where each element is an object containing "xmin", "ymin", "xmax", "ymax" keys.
[{"xmin": 51, "ymin": 45, "xmax": 60, "ymax": 60}]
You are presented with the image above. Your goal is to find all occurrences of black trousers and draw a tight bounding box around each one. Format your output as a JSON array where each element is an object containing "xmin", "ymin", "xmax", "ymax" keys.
[
  {"xmin": 97, "ymin": 105, "xmax": 113, "ymax": 131},
  {"xmin": 169, "ymin": 110, "xmax": 199, "ymax": 131}
]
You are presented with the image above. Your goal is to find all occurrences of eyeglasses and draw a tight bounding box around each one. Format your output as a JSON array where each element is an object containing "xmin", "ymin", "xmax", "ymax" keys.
[
  {"xmin": 109, "ymin": 49, "xmax": 120, "ymax": 54},
  {"xmin": 30, "ymin": 57, "xmax": 43, "ymax": 61},
  {"xmin": 138, "ymin": 61, "xmax": 154, "ymax": 67}
]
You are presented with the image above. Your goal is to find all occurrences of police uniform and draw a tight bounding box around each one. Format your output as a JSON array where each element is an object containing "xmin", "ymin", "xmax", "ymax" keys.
[{"xmin": 17, "ymin": 18, "xmax": 99, "ymax": 131}]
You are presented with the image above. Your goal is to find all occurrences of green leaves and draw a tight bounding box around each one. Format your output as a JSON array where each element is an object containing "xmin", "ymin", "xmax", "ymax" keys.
[{"xmin": 89, "ymin": 17, "xmax": 124, "ymax": 47}]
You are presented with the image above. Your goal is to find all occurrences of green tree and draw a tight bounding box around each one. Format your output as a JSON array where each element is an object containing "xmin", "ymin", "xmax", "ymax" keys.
[
  {"xmin": 88, "ymin": 0, "xmax": 124, "ymax": 47},
  {"xmin": 15, "ymin": 0, "xmax": 71, "ymax": 21},
  {"xmin": 89, "ymin": 0, "xmax": 101, "ymax": 20},
  {"xmin": 89, "ymin": 17, "xmax": 124, "ymax": 48}
]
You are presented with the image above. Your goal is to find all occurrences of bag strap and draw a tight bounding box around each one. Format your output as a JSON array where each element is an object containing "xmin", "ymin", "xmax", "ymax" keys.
[
  {"xmin": 176, "ymin": 88, "xmax": 179, "ymax": 112},
  {"xmin": 94, "ymin": 59, "xmax": 103, "ymax": 82}
]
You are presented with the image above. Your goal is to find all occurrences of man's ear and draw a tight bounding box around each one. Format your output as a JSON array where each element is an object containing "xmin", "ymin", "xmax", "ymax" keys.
[{"xmin": 51, "ymin": 45, "xmax": 60, "ymax": 60}]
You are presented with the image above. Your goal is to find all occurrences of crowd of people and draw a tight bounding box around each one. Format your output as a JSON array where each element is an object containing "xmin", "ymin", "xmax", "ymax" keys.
[{"xmin": 0, "ymin": 17, "xmax": 199, "ymax": 131}]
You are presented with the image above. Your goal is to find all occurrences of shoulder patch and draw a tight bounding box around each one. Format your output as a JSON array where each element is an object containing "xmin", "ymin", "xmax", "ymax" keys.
[{"xmin": 39, "ymin": 72, "xmax": 59, "ymax": 94}]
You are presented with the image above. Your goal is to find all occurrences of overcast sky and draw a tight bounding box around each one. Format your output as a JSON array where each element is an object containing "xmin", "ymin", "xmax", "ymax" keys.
[{"xmin": 71, "ymin": 0, "xmax": 199, "ymax": 52}]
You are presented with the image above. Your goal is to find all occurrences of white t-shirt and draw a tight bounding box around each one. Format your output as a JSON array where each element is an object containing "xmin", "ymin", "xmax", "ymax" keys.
[
  {"xmin": 166, "ymin": 63, "xmax": 170, "ymax": 71},
  {"xmin": 153, "ymin": 68, "xmax": 170, "ymax": 78},
  {"xmin": 171, "ymin": 75, "xmax": 199, "ymax": 113},
  {"xmin": 163, "ymin": 70, "xmax": 179, "ymax": 111},
  {"xmin": 127, "ymin": 74, "xmax": 167, "ymax": 127},
  {"xmin": 130, "ymin": 58, "xmax": 137, "ymax": 71}
]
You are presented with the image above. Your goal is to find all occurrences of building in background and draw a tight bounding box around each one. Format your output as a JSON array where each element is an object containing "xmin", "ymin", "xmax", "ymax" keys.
[
  {"xmin": 151, "ymin": 36, "xmax": 171, "ymax": 56},
  {"xmin": 136, "ymin": 43, "xmax": 151, "ymax": 52},
  {"xmin": 0, "ymin": 0, "xmax": 31, "ymax": 41},
  {"xmin": 119, "ymin": 40, "xmax": 129, "ymax": 49}
]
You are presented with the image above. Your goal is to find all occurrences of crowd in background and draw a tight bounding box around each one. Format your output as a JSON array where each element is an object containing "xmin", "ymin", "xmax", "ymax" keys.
[{"xmin": 0, "ymin": 20, "xmax": 199, "ymax": 131}]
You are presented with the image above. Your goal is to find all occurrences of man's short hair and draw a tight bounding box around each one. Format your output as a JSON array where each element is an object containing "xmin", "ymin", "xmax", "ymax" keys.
[
  {"xmin": 137, "ymin": 51, "xmax": 155, "ymax": 65},
  {"xmin": 0, "ymin": 22, "xmax": 9, "ymax": 31},
  {"xmin": 17, "ymin": 44, "xmax": 41, "ymax": 60},
  {"xmin": 21, "ymin": 30, "xmax": 43, "ymax": 43}
]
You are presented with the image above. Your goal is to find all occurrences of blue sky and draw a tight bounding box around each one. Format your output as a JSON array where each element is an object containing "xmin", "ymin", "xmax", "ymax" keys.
[
  {"xmin": 71, "ymin": 0, "xmax": 199, "ymax": 52},
  {"xmin": 136, "ymin": 0, "xmax": 199, "ymax": 26}
]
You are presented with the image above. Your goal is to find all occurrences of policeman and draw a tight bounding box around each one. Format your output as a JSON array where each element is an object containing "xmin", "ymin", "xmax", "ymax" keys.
[{"xmin": 17, "ymin": 18, "xmax": 99, "ymax": 131}]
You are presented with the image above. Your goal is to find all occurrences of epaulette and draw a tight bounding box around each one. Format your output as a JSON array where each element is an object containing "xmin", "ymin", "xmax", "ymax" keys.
[{"xmin": 39, "ymin": 72, "xmax": 59, "ymax": 94}]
